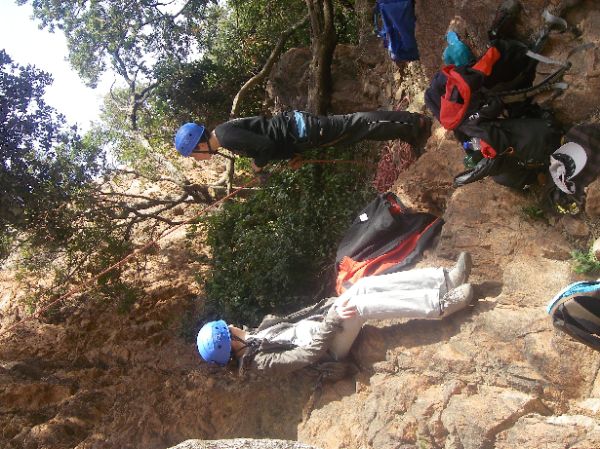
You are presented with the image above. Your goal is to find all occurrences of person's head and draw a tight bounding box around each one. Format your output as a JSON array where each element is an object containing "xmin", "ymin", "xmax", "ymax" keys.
[
  {"xmin": 175, "ymin": 122, "xmax": 213, "ymax": 161},
  {"xmin": 197, "ymin": 320, "xmax": 231, "ymax": 366},
  {"xmin": 197, "ymin": 320, "xmax": 248, "ymax": 366}
]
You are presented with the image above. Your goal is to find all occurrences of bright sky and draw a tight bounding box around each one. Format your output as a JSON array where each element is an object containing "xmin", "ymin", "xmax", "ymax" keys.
[{"xmin": 0, "ymin": 1, "xmax": 113, "ymax": 132}]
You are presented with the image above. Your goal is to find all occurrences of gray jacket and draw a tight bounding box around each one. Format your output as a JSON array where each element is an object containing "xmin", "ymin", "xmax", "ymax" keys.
[{"xmin": 239, "ymin": 297, "xmax": 346, "ymax": 376}]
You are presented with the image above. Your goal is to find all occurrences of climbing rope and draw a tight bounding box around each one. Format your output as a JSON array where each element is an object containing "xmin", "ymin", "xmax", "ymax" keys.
[
  {"xmin": 373, "ymin": 141, "xmax": 416, "ymax": 192},
  {"xmin": 0, "ymin": 177, "xmax": 259, "ymax": 338}
]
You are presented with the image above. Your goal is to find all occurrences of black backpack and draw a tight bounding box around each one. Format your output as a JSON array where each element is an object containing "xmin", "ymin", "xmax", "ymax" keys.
[
  {"xmin": 547, "ymin": 281, "xmax": 600, "ymax": 351},
  {"xmin": 425, "ymin": 39, "xmax": 570, "ymax": 141},
  {"xmin": 335, "ymin": 192, "xmax": 443, "ymax": 294}
]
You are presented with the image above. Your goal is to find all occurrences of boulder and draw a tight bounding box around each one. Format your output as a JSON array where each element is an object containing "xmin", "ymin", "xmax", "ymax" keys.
[
  {"xmin": 168, "ymin": 440, "xmax": 322, "ymax": 449},
  {"xmin": 495, "ymin": 414, "xmax": 600, "ymax": 449}
]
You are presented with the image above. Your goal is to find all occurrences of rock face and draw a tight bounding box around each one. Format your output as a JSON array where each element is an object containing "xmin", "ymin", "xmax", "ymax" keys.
[
  {"xmin": 2, "ymin": 1, "xmax": 600, "ymax": 449},
  {"xmin": 267, "ymin": 43, "xmax": 392, "ymax": 113},
  {"xmin": 297, "ymin": 129, "xmax": 600, "ymax": 449},
  {"xmin": 168, "ymin": 439, "xmax": 322, "ymax": 449},
  {"xmin": 267, "ymin": 0, "xmax": 428, "ymax": 114}
]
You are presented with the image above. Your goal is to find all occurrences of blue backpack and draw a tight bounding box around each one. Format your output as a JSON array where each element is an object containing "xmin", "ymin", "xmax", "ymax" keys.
[
  {"xmin": 373, "ymin": 0, "xmax": 419, "ymax": 62},
  {"xmin": 547, "ymin": 281, "xmax": 600, "ymax": 351}
]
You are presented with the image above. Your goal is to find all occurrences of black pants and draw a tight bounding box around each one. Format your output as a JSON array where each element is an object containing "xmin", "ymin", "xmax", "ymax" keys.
[{"xmin": 297, "ymin": 111, "xmax": 423, "ymax": 150}]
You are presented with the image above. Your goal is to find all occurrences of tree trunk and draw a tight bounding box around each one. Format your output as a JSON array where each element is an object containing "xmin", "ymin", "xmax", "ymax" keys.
[{"xmin": 305, "ymin": 0, "xmax": 337, "ymax": 115}]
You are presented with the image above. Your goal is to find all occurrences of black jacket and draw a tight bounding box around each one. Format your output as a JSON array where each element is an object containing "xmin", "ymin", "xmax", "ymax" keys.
[{"xmin": 215, "ymin": 112, "xmax": 302, "ymax": 167}]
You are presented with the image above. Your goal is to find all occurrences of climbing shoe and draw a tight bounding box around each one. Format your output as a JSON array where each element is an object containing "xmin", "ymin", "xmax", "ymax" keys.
[
  {"xmin": 446, "ymin": 252, "xmax": 473, "ymax": 291},
  {"xmin": 440, "ymin": 283, "xmax": 474, "ymax": 317},
  {"xmin": 411, "ymin": 115, "xmax": 432, "ymax": 157}
]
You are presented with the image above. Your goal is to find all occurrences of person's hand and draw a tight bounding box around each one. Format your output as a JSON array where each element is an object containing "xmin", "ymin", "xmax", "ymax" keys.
[
  {"xmin": 288, "ymin": 154, "xmax": 305, "ymax": 170},
  {"xmin": 251, "ymin": 160, "xmax": 263, "ymax": 173},
  {"xmin": 335, "ymin": 298, "xmax": 358, "ymax": 320},
  {"xmin": 251, "ymin": 160, "xmax": 271, "ymax": 184}
]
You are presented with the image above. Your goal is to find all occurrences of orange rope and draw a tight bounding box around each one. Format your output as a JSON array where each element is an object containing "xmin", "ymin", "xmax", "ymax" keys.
[{"xmin": 0, "ymin": 177, "xmax": 259, "ymax": 338}]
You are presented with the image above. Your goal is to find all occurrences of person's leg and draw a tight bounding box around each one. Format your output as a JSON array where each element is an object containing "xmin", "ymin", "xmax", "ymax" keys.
[
  {"xmin": 328, "ymin": 313, "xmax": 365, "ymax": 360},
  {"xmin": 351, "ymin": 111, "xmax": 425, "ymax": 144},
  {"xmin": 328, "ymin": 267, "xmax": 445, "ymax": 359},
  {"xmin": 313, "ymin": 111, "xmax": 427, "ymax": 148},
  {"xmin": 329, "ymin": 255, "xmax": 473, "ymax": 359},
  {"xmin": 341, "ymin": 267, "xmax": 447, "ymax": 320},
  {"xmin": 337, "ymin": 256, "xmax": 473, "ymax": 320}
]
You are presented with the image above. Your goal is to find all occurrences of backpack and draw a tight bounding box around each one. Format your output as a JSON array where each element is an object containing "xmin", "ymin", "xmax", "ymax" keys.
[
  {"xmin": 373, "ymin": 0, "xmax": 419, "ymax": 62},
  {"xmin": 547, "ymin": 281, "xmax": 600, "ymax": 351},
  {"xmin": 425, "ymin": 39, "xmax": 570, "ymax": 137},
  {"xmin": 335, "ymin": 192, "xmax": 443, "ymax": 294}
]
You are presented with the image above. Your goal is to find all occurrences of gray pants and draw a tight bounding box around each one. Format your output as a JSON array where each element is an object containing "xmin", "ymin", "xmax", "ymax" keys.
[{"xmin": 329, "ymin": 267, "xmax": 446, "ymax": 359}]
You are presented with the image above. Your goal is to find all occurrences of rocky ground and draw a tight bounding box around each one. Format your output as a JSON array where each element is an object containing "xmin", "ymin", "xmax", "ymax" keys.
[{"xmin": 2, "ymin": 1, "xmax": 600, "ymax": 449}]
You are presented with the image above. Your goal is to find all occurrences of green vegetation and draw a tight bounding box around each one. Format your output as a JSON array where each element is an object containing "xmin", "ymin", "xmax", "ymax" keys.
[
  {"xmin": 200, "ymin": 149, "xmax": 375, "ymax": 326},
  {"xmin": 521, "ymin": 205, "xmax": 545, "ymax": 221},
  {"xmin": 571, "ymin": 249, "xmax": 600, "ymax": 275}
]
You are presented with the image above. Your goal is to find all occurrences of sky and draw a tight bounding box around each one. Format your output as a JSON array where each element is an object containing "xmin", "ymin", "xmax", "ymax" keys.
[{"xmin": 0, "ymin": 1, "xmax": 114, "ymax": 132}]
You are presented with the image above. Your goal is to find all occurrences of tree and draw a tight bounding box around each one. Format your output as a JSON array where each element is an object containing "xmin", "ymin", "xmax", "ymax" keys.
[
  {"xmin": 0, "ymin": 49, "xmax": 103, "ymax": 252},
  {"xmin": 305, "ymin": 0, "xmax": 337, "ymax": 114},
  {"xmin": 19, "ymin": 0, "xmax": 214, "ymax": 131}
]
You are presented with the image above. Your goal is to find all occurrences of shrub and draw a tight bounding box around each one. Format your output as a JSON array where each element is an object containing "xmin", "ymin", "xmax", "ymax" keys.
[
  {"xmin": 200, "ymin": 150, "xmax": 375, "ymax": 326},
  {"xmin": 571, "ymin": 249, "xmax": 600, "ymax": 275}
]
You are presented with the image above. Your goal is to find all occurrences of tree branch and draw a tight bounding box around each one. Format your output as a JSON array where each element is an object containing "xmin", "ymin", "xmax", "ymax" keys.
[
  {"xmin": 224, "ymin": 13, "xmax": 309, "ymax": 193},
  {"xmin": 230, "ymin": 14, "xmax": 309, "ymax": 117}
]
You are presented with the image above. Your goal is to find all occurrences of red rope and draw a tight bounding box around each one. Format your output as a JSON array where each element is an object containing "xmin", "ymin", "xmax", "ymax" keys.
[{"xmin": 0, "ymin": 177, "xmax": 259, "ymax": 338}]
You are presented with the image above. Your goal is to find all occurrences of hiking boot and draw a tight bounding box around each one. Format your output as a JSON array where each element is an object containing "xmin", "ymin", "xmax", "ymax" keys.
[
  {"xmin": 440, "ymin": 283, "xmax": 474, "ymax": 317},
  {"xmin": 488, "ymin": 0, "xmax": 521, "ymax": 40},
  {"xmin": 445, "ymin": 251, "xmax": 473, "ymax": 290},
  {"xmin": 411, "ymin": 115, "xmax": 432, "ymax": 157}
]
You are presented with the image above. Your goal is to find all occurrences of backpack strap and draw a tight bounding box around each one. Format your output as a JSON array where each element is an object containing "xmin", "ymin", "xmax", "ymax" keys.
[
  {"xmin": 524, "ymin": 50, "xmax": 566, "ymax": 66},
  {"xmin": 497, "ymin": 60, "xmax": 571, "ymax": 104},
  {"xmin": 498, "ymin": 44, "xmax": 594, "ymax": 104}
]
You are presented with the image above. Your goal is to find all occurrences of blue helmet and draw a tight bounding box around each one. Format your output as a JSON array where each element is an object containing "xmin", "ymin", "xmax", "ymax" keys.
[
  {"xmin": 175, "ymin": 122, "xmax": 206, "ymax": 156},
  {"xmin": 197, "ymin": 320, "xmax": 231, "ymax": 365}
]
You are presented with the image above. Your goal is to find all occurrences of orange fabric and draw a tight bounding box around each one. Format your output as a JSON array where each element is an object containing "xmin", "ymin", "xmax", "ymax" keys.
[
  {"xmin": 440, "ymin": 66, "xmax": 471, "ymax": 130},
  {"xmin": 472, "ymin": 46, "xmax": 501, "ymax": 76},
  {"xmin": 385, "ymin": 192, "xmax": 404, "ymax": 215},
  {"xmin": 335, "ymin": 218, "xmax": 441, "ymax": 295},
  {"xmin": 480, "ymin": 139, "xmax": 497, "ymax": 158}
]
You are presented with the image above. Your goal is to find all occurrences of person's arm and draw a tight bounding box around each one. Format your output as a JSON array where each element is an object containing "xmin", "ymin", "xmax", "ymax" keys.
[
  {"xmin": 251, "ymin": 306, "xmax": 349, "ymax": 376},
  {"xmin": 217, "ymin": 121, "xmax": 280, "ymax": 168}
]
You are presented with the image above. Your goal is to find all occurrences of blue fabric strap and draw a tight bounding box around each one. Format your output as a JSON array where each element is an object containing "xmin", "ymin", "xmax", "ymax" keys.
[
  {"xmin": 294, "ymin": 111, "xmax": 307, "ymax": 139},
  {"xmin": 547, "ymin": 281, "xmax": 600, "ymax": 314}
]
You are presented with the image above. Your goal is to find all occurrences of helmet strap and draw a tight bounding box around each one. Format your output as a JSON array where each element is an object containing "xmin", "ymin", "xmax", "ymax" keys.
[
  {"xmin": 231, "ymin": 334, "xmax": 249, "ymax": 359},
  {"xmin": 231, "ymin": 333, "xmax": 247, "ymax": 346},
  {"xmin": 194, "ymin": 131, "xmax": 234, "ymax": 161}
]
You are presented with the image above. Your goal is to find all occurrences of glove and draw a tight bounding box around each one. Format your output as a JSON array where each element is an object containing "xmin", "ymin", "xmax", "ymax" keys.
[{"xmin": 453, "ymin": 156, "xmax": 504, "ymax": 187}]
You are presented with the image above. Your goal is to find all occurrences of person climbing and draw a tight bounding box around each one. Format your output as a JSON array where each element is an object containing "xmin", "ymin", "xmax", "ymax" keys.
[
  {"xmin": 174, "ymin": 110, "xmax": 432, "ymax": 172},
  {"xmin": 196, "ymin": 252, "xmax": 473, "ymax": 376}
]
